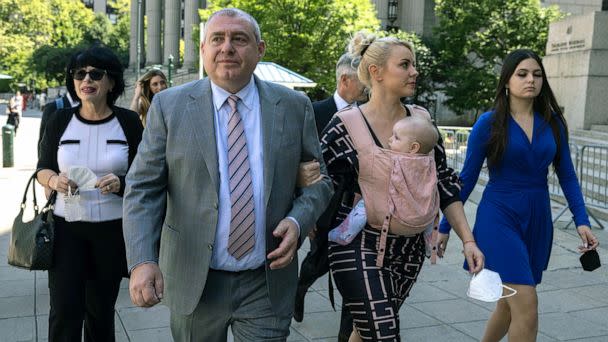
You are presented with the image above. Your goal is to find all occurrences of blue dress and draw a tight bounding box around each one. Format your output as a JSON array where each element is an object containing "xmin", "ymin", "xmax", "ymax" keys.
[{"xmin": 439, "ymin": 111, "xmax": 590, "ymax": 285}]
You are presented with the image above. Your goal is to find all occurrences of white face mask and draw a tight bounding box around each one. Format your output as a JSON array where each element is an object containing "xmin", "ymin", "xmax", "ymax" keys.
[
  {"xmin": 467, "ymin": 269, "xmax": 517, "ymax": 302},
  {"xmin": 68, "ymin": 166, "xmax": 97, "ymax": 191}
]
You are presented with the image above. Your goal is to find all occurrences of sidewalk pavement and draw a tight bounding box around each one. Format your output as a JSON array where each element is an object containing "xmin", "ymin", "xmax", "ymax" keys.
[{"xmin": 1, "ymin": 111, "xmax": 607, "ymax": 341}]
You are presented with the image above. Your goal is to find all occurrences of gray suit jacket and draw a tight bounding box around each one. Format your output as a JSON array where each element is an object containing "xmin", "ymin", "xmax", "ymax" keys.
[{"xmin": 123, "ymin": 76, "xmax": 333, "ymax": 316}]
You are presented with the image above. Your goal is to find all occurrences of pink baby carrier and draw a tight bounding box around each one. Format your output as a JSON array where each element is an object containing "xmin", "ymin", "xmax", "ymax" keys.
[{"xmin": 336, "ymin": 106, "xmax": 440, "ymax": 267}]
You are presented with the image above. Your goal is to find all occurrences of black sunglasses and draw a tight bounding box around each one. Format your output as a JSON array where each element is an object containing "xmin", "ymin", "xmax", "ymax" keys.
[{"xmin": 72, "ymin": 68, "xmax": 107, "ymax": 81}]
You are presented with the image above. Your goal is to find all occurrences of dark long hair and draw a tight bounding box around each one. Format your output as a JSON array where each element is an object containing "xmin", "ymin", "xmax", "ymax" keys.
[
  {"xmin": 487, "ymin": 49, "xmax": 567, "ymax": 168},
  {"xmin": 137, "ymin": 69, "xmax": 167, "ymax": 125}
]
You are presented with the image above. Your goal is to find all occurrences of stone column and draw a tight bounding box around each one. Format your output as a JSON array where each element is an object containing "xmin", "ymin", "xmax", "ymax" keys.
[
  {"xmin": 146, "ymin": 0, "xmax": 162, "ymax": 65},
  {"xmin": 399, "ymin": 0, "xmax": 425, "ymax": 35},
  {"xmin": 372, "ymin": 0, "xmax": 389, "ymax": 29},
  {"xmin": 129, "ymin": 0, "xmax": 138, "ymax": 69},
  {"xmin": 164, "ymin": 0, "xmax": 181, "ymax": 66},
  {"xmin": 422, "ymin": 0, "xmax": 437, "ymax": 38},
  {"xmin": 183, "ymin": 0, "xmax": 204, "ymax": 70}
]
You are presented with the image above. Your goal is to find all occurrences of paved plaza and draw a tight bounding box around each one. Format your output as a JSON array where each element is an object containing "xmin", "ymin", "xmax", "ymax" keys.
[{"xmin": 1, "ymin": 109, "xmax": 607, "ymax": 341}]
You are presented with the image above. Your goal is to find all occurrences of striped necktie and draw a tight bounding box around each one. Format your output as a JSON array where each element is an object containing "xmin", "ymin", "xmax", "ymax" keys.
[{"xmin": 226, "ymin": 95, "xmax": 255, "ymax": 259}]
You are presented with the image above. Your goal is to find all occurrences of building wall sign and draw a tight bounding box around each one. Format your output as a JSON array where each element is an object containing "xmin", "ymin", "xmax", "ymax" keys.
[{"xmin": 550, "ymin": 39, "xmax": 587, "ymax": 52}]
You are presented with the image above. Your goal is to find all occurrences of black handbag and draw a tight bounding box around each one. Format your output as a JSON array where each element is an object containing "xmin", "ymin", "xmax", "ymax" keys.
[{"xmin": 8, "ymin": 172, "xmax": 57, "ymax": 270}]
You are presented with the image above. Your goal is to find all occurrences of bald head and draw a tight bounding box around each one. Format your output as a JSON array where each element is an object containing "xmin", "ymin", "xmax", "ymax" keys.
[{"xmin": 389, "ymin": 116, "xmax": 438, "ymax": 154}]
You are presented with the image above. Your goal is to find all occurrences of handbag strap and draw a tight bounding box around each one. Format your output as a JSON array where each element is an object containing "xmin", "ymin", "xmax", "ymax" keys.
[
  {"xmin": 42, "ymin": 190, "xmax": 57, "ymax": 212},
  {"xmin": 19, "ymin": 172, "xmax": 57, "ymax": 214},
  {"xmin": 20, "ymin": 173, "xmax": 39, "ymax": 215}
]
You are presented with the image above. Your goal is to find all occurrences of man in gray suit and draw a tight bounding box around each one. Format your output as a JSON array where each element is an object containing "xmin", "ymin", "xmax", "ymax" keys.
[{"xmin": 123, "ymin": 8, "xmax": 333, "ymax": 341}]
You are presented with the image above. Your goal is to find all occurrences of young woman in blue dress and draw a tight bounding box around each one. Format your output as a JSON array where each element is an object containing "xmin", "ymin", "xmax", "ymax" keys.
[{"xmin": 438, "ymin": 49, "xmax": 599, "ymax": 342}]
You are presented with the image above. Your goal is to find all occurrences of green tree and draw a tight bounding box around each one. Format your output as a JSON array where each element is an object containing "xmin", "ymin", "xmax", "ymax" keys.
[
  {"xmin": 200, "ymin": 0, "xmax": 380, "ymax": 98},
  {"xmin": 83, "ymin": 13, "xmax": 114, "ymax": 46},
  {"xmin": 0, "ymin": 0, "xmax": 94, "ymax": 89},
  {"xmin": 433, "ymin": 0, "xmax": 563, "ymax": 115},
  {"xmin": 1, "ymin": 0, "xmax": 131, "ymax": 90}
]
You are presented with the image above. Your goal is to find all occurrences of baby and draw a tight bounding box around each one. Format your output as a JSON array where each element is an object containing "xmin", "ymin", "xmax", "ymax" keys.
[
  {"xmin": 387, "ymin": 115, "xmax": 439, "ymax": 155},
  {"xmin": 329, "ymin": 115, "xmax": 439, "ymax": 245}
]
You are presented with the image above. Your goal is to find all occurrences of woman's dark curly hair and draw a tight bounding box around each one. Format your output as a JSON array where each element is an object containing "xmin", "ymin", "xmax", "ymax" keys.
[{"xmin": 66, "ymin": 45, "xmax": 125, "ymax": 106}]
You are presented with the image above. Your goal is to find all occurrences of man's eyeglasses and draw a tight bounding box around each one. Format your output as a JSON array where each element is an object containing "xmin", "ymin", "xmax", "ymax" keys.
[{"xmin": 72, "ymin": 68, "xmax": 107, "ymax": 81}]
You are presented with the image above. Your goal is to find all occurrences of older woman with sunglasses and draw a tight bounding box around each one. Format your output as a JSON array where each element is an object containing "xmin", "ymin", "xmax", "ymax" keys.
[{"xmin": 36, "ymin": 45, "xmax": 143, "ymax": 341}]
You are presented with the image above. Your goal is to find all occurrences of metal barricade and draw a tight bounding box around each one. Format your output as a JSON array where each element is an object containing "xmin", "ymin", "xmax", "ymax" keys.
[
  {"xmin": 438, "ymin": 126, "xmax": 489, "ymax": 182},
  {"xmin": 549, "ymin": 143, "xmax": 605, "ymax": 229},
  {"xmin": 578, "ymin": 145, "xmax": 607, "ymax": 229},
  {"xmin": 438, "ymin": 126, "xmax": 471, "ymax": 171}
]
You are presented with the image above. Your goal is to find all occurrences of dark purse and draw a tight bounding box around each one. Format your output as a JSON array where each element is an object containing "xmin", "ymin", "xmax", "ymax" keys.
[{"xmin": 8, "ymin": 172, "xmax": 57, "ymax": 270}]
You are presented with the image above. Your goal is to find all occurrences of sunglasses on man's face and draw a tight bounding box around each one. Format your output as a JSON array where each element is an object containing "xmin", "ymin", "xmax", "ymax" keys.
[{"xmin": 72, "ymin": 68, "xmax": 107, "ymax": 81}]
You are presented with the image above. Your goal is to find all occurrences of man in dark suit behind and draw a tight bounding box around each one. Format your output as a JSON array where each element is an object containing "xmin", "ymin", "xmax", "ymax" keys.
[
  {"xmin": 38, "ymin": 50, "xmax": 81, "ymax": 155},
  {"xmin": 38, "ymin": 92, "xmax": 79, "ymax": 154},
  {"xmin": 312, "ymin": 53, "xmax": 367, "ymax": 134},
  {"xmin": 295, "ymin": 52, "xmax": 366, "ymax": 341}
]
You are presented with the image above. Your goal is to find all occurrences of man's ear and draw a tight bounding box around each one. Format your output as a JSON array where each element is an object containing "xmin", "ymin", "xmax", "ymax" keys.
[
  {"xmin": 340, "ymin": 74, "xmax": 350, "ymax": 86},
  {"xmin": 257, "ymin": 40, "xmax": 266, "ymax": 59}
]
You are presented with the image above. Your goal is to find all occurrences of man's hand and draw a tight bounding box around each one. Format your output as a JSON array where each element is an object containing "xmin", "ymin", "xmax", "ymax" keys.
[
  {"xmin": 267, "ymin": 219, "xmax": 299, "ymax": 270},
  {"xmin": 129, "ymin": 263, "xmax": 164, "ymax": 308},
  {"xmin": 296, "ymin": 160, "xmax": 323, "ymax": 188}
]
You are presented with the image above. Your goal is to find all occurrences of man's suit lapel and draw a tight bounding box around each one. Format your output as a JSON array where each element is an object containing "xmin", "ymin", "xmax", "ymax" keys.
[
  {"xmin": 186, "ymin": 79, "xmax": 219, "ymax": 194},
  {"xmin": 256, "ymin": 78, "xmax": 282, "ymax": 208}
]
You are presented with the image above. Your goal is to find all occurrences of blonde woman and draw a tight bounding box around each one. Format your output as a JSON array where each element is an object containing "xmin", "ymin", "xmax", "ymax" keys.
[
  {"xmin": 129, "ymin": 69, "xmax": 167, "ymax": 125},
  {"xmin": 322, "ymin": 31, "xmax": 484, "ymax": 341}
]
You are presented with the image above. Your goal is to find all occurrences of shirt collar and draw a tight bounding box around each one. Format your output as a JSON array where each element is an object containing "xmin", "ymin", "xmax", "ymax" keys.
[
  {"xmin": 211, "ymin": 76, "xmax": 256, "ymax": 112},
  {"xmin": 333, "ymin": 91, "xmax": 350, "ymax": 111}
]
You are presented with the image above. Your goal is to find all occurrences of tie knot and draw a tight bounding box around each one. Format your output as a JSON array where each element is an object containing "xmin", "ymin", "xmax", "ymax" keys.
[{"xmin": 227, "ymin": 95, "xmax": 239, "ymax": 112}]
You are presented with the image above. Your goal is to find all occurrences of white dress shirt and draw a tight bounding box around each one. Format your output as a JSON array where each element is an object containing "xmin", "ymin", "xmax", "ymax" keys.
[
  {"xmin": 333, "ymin": 91, "xmax": 351, "ymax": 111},
  {"xmin": 209, "ymin": 77, "xmax": 267, "ymax": 271}
]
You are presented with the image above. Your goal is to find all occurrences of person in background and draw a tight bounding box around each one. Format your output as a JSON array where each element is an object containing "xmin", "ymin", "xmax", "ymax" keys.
[
  {"xmin": 39, "ymin": 92, "xmax": 47, "ymax": 109},
  {"xmin": 39, "ymin": 54, "xmax": 81, "ymax": 156},
  {"xmin": 36, "ymin": 45, "xmax": 143, "ymax": 341},
  {"xmin": 312, "ymin": 53, "xmax": 367, "ymax": 134},
  {"xmin": 7, "ymin": 90, "xmax": 23, "ymax": 134},
  {"xmin": 129, "ymin": 69, "xmax": 168, "ymax": 126},
  {"xmin": 438, "ymin": 49, "xmax": 599, "ymax": 342},
  {"xmin": 294, "ymin": 52, "xmax": 366, "ymax": 341},
  {"xmin": 322, "ymin": 31, "xmax": 484, "ymax": 341}
]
